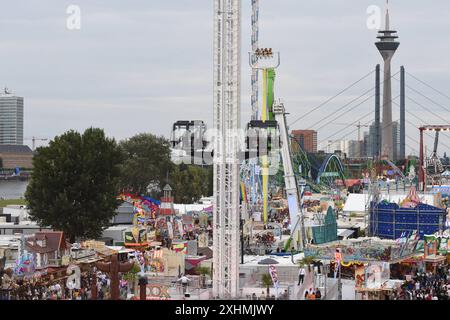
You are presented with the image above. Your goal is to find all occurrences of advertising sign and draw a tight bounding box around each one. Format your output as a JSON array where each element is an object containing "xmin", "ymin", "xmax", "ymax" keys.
[{"xmin": 365, "ymin": 262, "xmax": 389, "ymax": 289}]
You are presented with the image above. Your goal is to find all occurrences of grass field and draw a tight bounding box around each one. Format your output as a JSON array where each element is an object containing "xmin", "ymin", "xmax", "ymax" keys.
[{"xmin": 0, "ymin": 198, "xmax": 27, "ymax": 207}]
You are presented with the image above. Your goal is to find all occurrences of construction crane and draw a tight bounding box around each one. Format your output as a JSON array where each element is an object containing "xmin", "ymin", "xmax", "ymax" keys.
[
  {"xmin": 24, "ymin": 136, "xmax": 48, "ymax": 151},
  {"xmin": 212, "ymin": 0, "xmax": 241, "ymax": 299},
  {"xmin": 332, "ymin": 121, "xmax": 369, "ymax": 141}
]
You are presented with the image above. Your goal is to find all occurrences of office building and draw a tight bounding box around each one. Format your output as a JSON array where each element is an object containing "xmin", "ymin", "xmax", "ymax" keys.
[
  {"xmin": 291, "ymin": 130, "xmax": 317, "ymax": 153},
  {"xmin": 0, "ymin": 90, "xmax": 24, "ymax": 145}
]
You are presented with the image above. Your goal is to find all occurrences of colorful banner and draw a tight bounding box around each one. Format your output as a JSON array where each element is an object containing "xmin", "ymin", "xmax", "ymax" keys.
[
  {"xmin": 424, "ymin": 234, "xmax": 450, "ymax": 255},
  {"xmin": 15, "ymin": 252, "xmax": 36, "ymax": 278},
  {"xmin": 177, "ymin": 220, "xmax": 184, "ymax": 237},
  {"xmin": 172, "ymin": 242, "xmax": 187, "ymax": 254},
  {"xmin": 268, "ymin": 265, "xmax": 279, "ymax": 291},
  {"xmin": 124, "ymin": 228, "xmax": 147, "ymax": 245},
  {"xmin": 167, "ymin": 222, "xmax": 174, "ymax": 240},
  {"xmin": 355, "ymin": 265, "xmax": 365, "ymax": 289}
]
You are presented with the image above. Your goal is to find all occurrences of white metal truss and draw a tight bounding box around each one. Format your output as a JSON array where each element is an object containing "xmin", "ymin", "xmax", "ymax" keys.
[
  {"xmin": 251, "ymin": 0, "xmax": 259, "ymax": 120},
  {"xmin": 213, "ymin": 0, "xmax": 241, "ymax": 299},
  {"xmin": 273, "ymin": 103, "xmax": 304, "ymax": 251}
]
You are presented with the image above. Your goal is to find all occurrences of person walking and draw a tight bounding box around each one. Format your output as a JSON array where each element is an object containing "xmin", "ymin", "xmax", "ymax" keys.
[
  {"xmin": 177, "ymin": 274, "xmax": 191, "ymax": 294},
  {"xmin": 298, "ymin": 266, "xmax": 306, "ymax": 286}
]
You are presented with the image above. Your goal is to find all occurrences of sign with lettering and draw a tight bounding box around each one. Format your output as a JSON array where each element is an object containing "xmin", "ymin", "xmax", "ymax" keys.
[{"xmin": 146, "ymin": 284, "xmax": 170, "ymax": 299}]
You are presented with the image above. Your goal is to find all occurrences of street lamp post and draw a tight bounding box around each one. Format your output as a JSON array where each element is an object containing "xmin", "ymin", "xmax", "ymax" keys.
[{"xmin": 338, "ymin": 263, "xmax": 342, "ymax": 300}]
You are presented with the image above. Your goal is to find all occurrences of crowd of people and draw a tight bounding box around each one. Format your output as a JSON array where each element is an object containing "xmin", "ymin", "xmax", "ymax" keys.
[
  {"xmin": 391, "ymin": 264, "xmax": 450, "ymax": 300},
  {"xmin": 249, "ymin": 289, "xmax": 290, "ymax": 300},
  {"xmin": 304, "ymin": 288, "xmax": 322, "ymax": 300},
  {"xmin": 0, "ymin": 268, "xmax": 120, "ymax": 300}
]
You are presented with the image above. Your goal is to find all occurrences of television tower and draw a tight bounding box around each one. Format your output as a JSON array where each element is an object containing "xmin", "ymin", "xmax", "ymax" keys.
[
  {"xmin": 375, "ymin": 0, "xmax": 399, "ymax": 160},
  {"xmin": 212, "ymin": 0, "xmax": 241, "ymax": 299}
]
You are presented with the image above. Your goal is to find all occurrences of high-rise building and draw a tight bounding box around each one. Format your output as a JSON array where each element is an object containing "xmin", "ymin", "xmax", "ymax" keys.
[
  {"xmin": 0, "ymin": 90, "xmax": 24, "ymax": 145},
  {"xmin": 364, "ymin": 123, "xmax": 378, "ymax": 158},
  {"xmin": 363, "ymin": 120, "xmax": 400, "ymax": 160},
  {"xmin": 392, "ymin": 121, "xmax": 400, "ymax": 161},
  {"xmin": 318, "ymin": 140, "xmax": 349, "ymax": 156},
  {"xmin": 348, "ymin": 140, "xmax": 364, "ymax": 158},
  {"xmin": 291, "ymin": 130, "xmax": 317, "ymax": 153},
  {"xmin": 375, "ymin": 1, "xmax": 400, "ymax": 160}
]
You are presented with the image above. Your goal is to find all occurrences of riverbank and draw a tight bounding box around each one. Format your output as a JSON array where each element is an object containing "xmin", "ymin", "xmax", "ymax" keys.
[{"xmin": 0, "ymin": 180, "xmax": 28, "ymax": 199}]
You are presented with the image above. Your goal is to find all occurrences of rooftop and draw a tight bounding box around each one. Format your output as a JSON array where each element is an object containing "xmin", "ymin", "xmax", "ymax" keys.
[{"xmin": 0, "ymin": 145, "xmax": 33, "ymax": 154}]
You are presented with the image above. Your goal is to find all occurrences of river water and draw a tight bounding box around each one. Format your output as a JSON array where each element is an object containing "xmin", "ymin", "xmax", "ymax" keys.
[{"xmin": 0, "ymin": 180, "xmax": 29, "ymax": 199}]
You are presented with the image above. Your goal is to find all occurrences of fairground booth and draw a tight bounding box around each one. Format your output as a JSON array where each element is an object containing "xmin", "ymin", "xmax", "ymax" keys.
[{"xmin": 304, "ymin": 234, "xmax": 421, "ymax": 300}]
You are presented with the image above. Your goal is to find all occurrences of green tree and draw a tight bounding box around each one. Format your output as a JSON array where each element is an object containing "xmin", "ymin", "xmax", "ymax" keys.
[
  {"xmin": 171, "ymin": 165, "xmax": 211, "ymax": 203},
  {"xmin": 25, "ymin": 128, "xmax": 122, "ymax": 242},
  {"xmin": 298, "ymin": 255, "xmax": 316, "ymax": 272},
  {"xmin": 195, "ymin": 266, "xmax": 211, "ymax": 288},
  {"xmin": 261, "ymin": 273, "xmax": 273, "ymax": 297},
  {"xmin": 123, "ymin": 263, "xmax": 141, "ymax": 294},
  {"xmin": 119, "ymin": 133, "xmax": 173, "ymax": 196}
]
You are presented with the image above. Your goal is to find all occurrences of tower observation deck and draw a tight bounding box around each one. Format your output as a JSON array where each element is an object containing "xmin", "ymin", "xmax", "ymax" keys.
[{"xmin": 375, "ymin": 1, "xmax": 400, "ymax": 161}]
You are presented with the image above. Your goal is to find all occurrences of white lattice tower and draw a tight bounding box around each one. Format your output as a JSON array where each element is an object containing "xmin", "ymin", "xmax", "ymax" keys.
[
  {"xmin": 251, "ymin": 0, "xmax": 259, "ymax": 120},
  {"xmin": 213, "ymin": 0, "xmax": 241, "ymax": 299}
]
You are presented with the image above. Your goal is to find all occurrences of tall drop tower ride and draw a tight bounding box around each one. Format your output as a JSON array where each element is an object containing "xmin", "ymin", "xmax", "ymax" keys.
[
  {"xmin": 251, "ymin": 0, "xmax": 259, "ymax": 120},
  {"xmin": 375, "ymin": 0, "xmax": 399, "ymax": 160},
  {"xmin": 212, "ymin": 0, "xmax": 241, "ymax": 299}
]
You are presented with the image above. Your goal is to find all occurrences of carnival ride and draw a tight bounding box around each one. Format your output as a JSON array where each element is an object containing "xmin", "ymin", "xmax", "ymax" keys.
[
  {"xmin": 170, "ymin": 120, "xmax": 208, "ymax": 165},
  {"xmin": 419, "ymin": 125, "xmax": 450, "ymax": 190},
  {"xmin": 425, "ymin": 130, "xmax": 446, "ymax": 184},
  {"xmin": 272, "ymin": 103, "xmax": 304, "ymax": 251},
  {"xmin": 211, "ymin": 0, "xmax": 241, "ymax": 298},
  {"xmin": 118, "ymin": 194, "xmax": 160, "ymax": 248},
  {"xmin": 289, "ymin": 136, "xmax": 346, "ymax": 192}
]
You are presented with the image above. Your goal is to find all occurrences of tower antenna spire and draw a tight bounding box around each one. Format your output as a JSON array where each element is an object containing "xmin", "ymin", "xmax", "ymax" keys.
[{"xmin": 385, "ymin": 0, "xmax": 390, "ymax": 30}]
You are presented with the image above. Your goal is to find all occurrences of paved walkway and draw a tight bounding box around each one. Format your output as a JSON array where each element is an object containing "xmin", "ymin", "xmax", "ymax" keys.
[{"xmin": 294, "ymin": 269, "xmax": 314, "ymax": 300}]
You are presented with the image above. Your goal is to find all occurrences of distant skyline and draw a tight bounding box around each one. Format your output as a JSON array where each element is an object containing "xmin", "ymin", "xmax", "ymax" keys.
[{"xmin": 1, "ymin": 1, "xmax": 449, "ymax": 154}]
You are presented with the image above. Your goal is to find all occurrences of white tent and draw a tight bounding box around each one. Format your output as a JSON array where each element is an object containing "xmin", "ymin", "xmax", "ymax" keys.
[{"xmin": 343, "ymin": 194, "xmax": 369, "ymax": 214}]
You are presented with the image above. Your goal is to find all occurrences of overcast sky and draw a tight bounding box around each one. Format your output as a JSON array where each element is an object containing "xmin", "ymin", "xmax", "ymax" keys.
[{"xmin": 1, "ymin": 1, "xmax": 449, "ymax": 154}]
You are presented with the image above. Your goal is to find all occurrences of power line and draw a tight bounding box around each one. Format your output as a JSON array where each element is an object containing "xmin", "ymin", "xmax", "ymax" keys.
[
  {"xmin": 313, "ymin": 94, "xmax": 375, "ymax": 132},
  {"xmin": 289, "ymin": 69, "xmax": 376, "ymax": 126},
  {"xmin": 318, "ymin": 112, "xmax": 412, "ymax": 156},
  {"xmin": 301, "ymin": 70, "xmax": 399, "ymax": 131},
  {"xmin": 405, "ymin": 95, "xmax": 449, "ymax": 124},
  {"xmin": 393, "ymin": 76, "xmax": 450, "ymax": 114},
  {"xmin": 404, "ymin": 134, "xmax": 419, "ymax": 154},
  {"xmin": 406, "ymin": 71, "xmax": 450, "ymax": 100},
  {"xmin": 318, "ymin": 117, "xmax": 374, "ymax": 152},
  {"xmin": 318, "ymin": 110, "xmax": 373, "ymax": 144},
  {"xmin": 306, "ymin": 89, "xmax": 374, "ymax": 130},
  {"xmin": 318, "ymin": 93, "xmax": 400, "ymax": 144}
]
